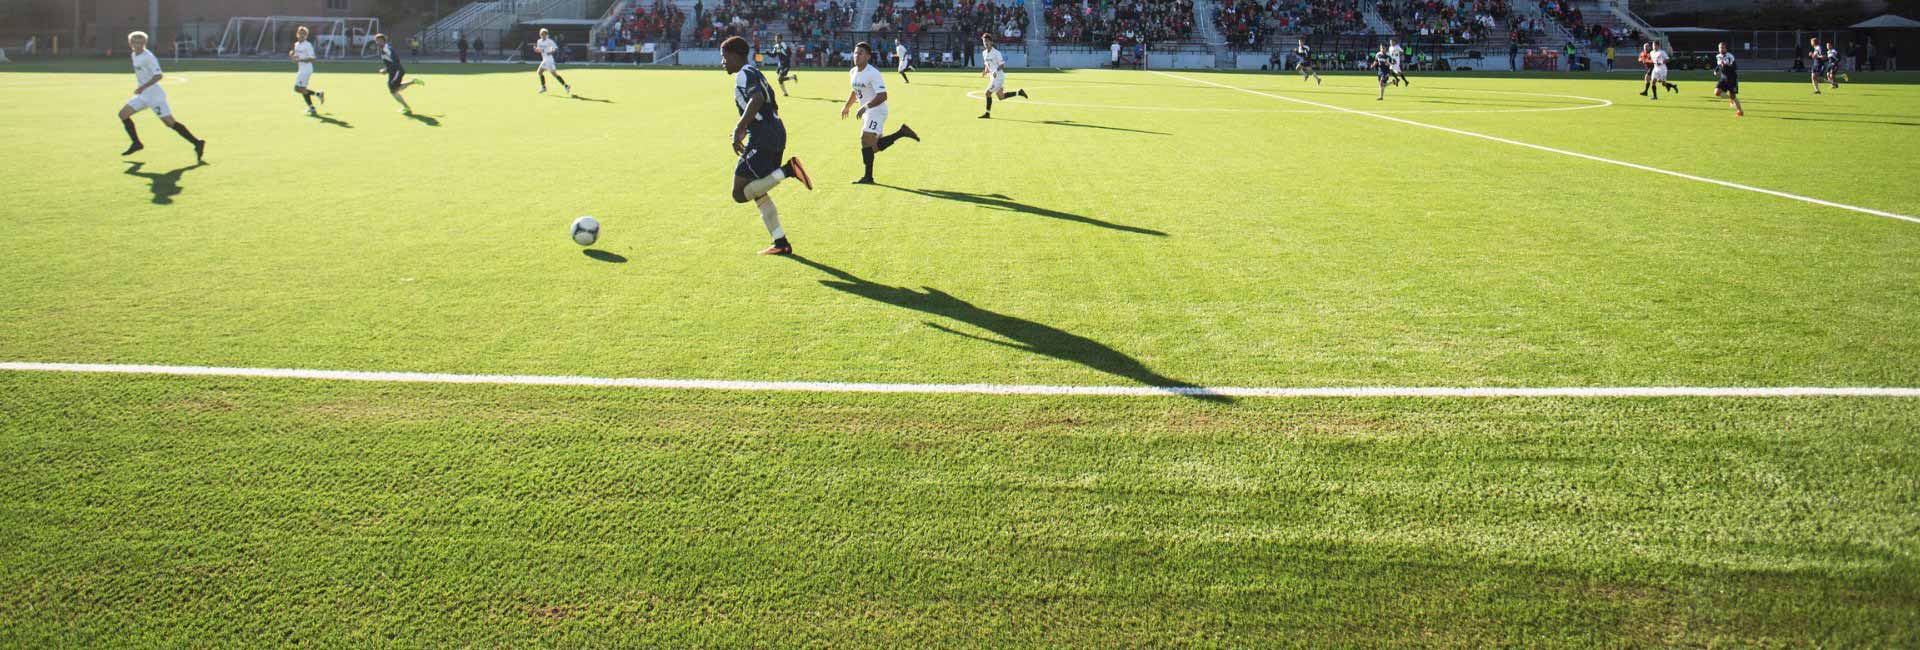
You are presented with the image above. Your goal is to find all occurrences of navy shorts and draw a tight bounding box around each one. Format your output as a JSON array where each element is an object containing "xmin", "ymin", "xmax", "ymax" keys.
[
  {"xmin": 1717, "ymin": 74, "xmax": 1739, "ymax": 95},
  {"xmin": 735, "ymin": 125, "xmax": 786, "ymax": 179},
  {"xmin": 386, "ymin": 66, "xmax": 407, "ymax": 91},
  {"xmin": 777, "ymin": 61, "xmax": 792, "ymax": 77}
]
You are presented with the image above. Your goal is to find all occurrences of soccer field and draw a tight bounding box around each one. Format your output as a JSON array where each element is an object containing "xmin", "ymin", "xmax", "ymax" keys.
[{"xmin": 2, "ymin": 59, "xmax": 1918, "ymax": 645}]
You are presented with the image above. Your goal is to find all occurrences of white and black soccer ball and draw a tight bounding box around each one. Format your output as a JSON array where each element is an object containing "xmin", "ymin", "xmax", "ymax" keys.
[{"xmin": 570, "ymin": 216, "xmax": 600, "ymax": 246}]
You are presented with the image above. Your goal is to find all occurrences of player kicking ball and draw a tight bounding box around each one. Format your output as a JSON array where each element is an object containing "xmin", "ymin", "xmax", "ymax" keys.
[
  {"xmin": 895, "ymin": 39, "xmax": 914, "ymax": 83},
  {"xmin": 723, "ymin": 36, "xmax": 813, "ymax": 255},
  {"xmin": 117, "ymin": 31, "xmax": 205, "ymax": 161},
  {"xmin": 289, "ymin": 26, "xmax": 326, "ymax": 115},
  {"xmin": 843, "ymin": 41, "xmax": 919, "ymax": 185},
  {"xmin": 374, "ymin": 33, "xmax": 425, "ymax": 114},
  {"xmin": 1387, "ymin": 39, "xmax": 1410, "ymax": 86},
  {"xmin": 977, "ymin": 34, "xmax": 1027, "ymax": 119},
  {"xmin": 535, "ymin": 28, "xmax": 571, "ymax": 95},
  {"xmin": 1295, "ymin": 39, "xmax": 1321, "ymax": 85}
]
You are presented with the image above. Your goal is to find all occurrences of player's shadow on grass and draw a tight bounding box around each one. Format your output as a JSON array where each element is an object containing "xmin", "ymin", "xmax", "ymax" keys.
[
  {"xmin": 876, "ymin": 185, "xmax": 1167, "ymax": 237},
  {"xmin": 122, "ymin": 160, "xmax": 208, "ymax": 205},
  {"xmin": 561, "ymin": 94, "xmax": 614, "ymax": 104},
  {"xmin": 999, "ymin": 117, "xmax": 1170, "ymax": 136},
  {"xmin": 583, "ymin": 249, "xmax": 627, "ymax": 263},
  {"xmin": 309, "ymin": 113, "xmax": 353, "ymax": 128},
  {"xmin": 788, "ymin": 255, "xmax": 1229, "ymax": 403},
  {"xmin": 403, "ymin": 113, "xmax": 443, "ymax": 127}
]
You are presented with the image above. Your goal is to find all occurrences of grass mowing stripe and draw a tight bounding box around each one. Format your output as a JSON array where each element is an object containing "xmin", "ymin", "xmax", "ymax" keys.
[
  {"xmin": 6, "ymin": 362, "xmax": 1920, "ymax": 397},
  {"xmin": 1151, "ymin": 71, "xmax": 1920, "ymax": 225}
]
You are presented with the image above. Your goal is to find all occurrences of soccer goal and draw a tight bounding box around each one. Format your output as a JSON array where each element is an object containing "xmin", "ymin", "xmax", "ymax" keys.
[{"xmin": 217, "ymin": 16, "xmax": 383, "ymax": 59}]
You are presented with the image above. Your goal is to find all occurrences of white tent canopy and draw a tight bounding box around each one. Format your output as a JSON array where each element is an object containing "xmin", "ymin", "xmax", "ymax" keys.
[{"xmin": 1850, "ymin": 14, "xmax": 1920, "ymax": 30}]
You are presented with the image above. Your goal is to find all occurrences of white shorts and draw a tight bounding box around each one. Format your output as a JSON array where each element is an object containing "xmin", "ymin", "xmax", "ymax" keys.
[
  {"xmin": 898, "ymin": 59, "xmax": 910, "ymax": 72},
  {"xmin": 987, "ymin": 72, "xmax": 1005, "ymax": 93},
  {"xmin": 539, "ymin": 58, "xmax": 557, "ymax": 71},
  {"xmin": 1652, "ymin": 65, "xmax": 1668, "ymax": 81},
  {"xmin": 125, "ymin": 89, "xmax": 170, "ymax": 118},
  {"xmin": 295, "ymin": 66, "xmax": 313, "ymax": 87},
  {"xmin": 861, "ymin": 104, "xmax": 889, "ymax": 135},
  {"xmin": 1390, "ymin": 62, "xmax": 1402, "ymax": 74}
]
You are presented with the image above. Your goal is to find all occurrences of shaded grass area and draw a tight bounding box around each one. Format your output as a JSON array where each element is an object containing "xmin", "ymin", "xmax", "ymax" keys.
[{"xmin": 2, "ymin": 372, "xmax": 1915, "ymax": 645}]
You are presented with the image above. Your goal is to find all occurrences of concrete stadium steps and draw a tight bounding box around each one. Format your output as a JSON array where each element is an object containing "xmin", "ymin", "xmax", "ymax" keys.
[
  {"xmin": 1360, "ymin": 2, "xmax": 1394, "ymax": 36},
  {"xmin": 1192, "ymin": 0, "xmax": 1232, "ymax": 68},
  {"xmin": 1511, "ymin": 0, "xmax": 1578, "ymax": 55},
  {"xmin": 1025, "ymin": 0, "xmax": 1049, "ymax": 66},
  {"xmin": 855, "ymin": 0, "xmax": 879, "ymax": 31}
]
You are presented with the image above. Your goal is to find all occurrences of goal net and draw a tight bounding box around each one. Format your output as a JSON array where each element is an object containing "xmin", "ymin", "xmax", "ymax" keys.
[{"xmin": 217, "ymin": 16, "xmax": 383, "ymax": 59}]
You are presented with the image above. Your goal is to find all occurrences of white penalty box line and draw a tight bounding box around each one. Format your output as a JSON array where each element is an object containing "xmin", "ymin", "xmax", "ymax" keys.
[
  {"xmin": 4, "ymin": 362, "xmax": 1918, "ymax": 398},
  {"xmin": 1149, "ymin": 71, "xmax": 1919, "ymax": 226}
]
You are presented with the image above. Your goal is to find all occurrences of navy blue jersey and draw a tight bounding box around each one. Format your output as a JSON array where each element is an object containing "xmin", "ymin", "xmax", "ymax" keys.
[
  {"xmin": 733, "ymin": 64, "xmax": 782, "ymax": 132},
  {"xmin": 381, "ymin": 43, "xmax": 402, "ymax": 68}
]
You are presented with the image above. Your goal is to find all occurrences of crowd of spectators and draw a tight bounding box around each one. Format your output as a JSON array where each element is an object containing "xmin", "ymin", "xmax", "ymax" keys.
[
  {"xmin": 1045, "ymin": 0, "xmax": 1196, "ymax": 46},
  {"xmin": 1214, "ymin": 0, "xmax": 1366, "ymax": 49},
  {"xmin": 608, "ymin": 0, "xmax": 687, "ymax": 46},
  {"xmin": 1538, "ymin": 0, "xmax": 1626, "ymax": 49},
  {"xmin": 696, "ymin": 0, "xmax": 778, "ymax": 45},
  {"xmin": 784, "ymin": 0, "xmax": 859, "ymax": 38},
  {"xmin": 872, "ymin": 0, "xmax": 1029, "ymax": 40},
  {"xmin": 1374, "ymin": 0, "xmax": 1507, "ymax": 45}
]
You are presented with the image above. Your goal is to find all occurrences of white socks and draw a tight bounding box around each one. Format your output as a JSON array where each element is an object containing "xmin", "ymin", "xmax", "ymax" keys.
[
  {"xmin": 744, "ymin": 169, "xmax": 786, "ymax": 199},
  {"xmin": 756, "ymin": 195, "xmax": 784, "ymax": 239}
]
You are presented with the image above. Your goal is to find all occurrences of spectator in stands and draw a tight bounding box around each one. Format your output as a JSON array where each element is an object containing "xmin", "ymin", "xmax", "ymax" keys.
[
  {"xmin": 1508, "ymin": 41, "xmax": 1516, "ymax": 69},
  {"xmin": 1603, "ymin": 44, "xmax": 1612, "ymax": 72},
  {"xmin": 459, "ymin": 35, "xmax": 469, "ymax": 62},
  {"xmin": 1111, "ymin": 40, "xmax": 1120, "ymax": 65},
  {"xmin": 1890, "ymin": 44, "xmax": 1898, "ymax": 71}
]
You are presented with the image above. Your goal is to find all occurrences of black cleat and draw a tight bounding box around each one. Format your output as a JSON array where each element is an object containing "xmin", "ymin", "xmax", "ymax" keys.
[
  {"xmin": 193, "ymin": 139, "xmax": 206, "ymax": 161},
  {"xmin": 1017, "ymin": 89, "xmax": 1028, "ymax": 98},
  {"xmin": 978, "ymin": 112, "xmax": 991, "ymax": 119},
  {"xmin": 121, "ymin": 142, "xmax": 144, "ymax": 156},
  {"xmin": 851, "ymin": 177, "xmax": 875, "ymax": 185},
  {"xmin": 900, "ymin": 124, "xmax": 919, "ymax": 141}
]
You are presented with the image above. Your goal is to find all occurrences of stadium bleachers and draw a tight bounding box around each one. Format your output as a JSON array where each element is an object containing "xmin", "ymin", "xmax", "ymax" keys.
[{"xmin": 1045, "ymin": 0, "xmax": 1197, "ymax": 46}]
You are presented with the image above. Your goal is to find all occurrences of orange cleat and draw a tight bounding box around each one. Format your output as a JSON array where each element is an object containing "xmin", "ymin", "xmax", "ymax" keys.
[{"xmin": 784, "ymin": 157, "xmax": 812, "ymax": 190}]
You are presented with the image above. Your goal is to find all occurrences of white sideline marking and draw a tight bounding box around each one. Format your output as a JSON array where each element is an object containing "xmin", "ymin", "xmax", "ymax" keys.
[
  {"xmin": 1150, "ymin": 71, "xmax": 1920, "ymax": 225},
  {"xmin": 966, "ymin": 85, "xmax": 1613, "ymax": 115},
  {"xmin": 4, "ymin": 362, "xmax": 1917, "ymax": 398}
]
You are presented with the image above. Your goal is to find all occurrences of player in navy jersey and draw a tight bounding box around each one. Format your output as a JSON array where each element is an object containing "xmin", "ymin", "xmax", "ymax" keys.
[
  {"xmin": 1715, "ymin": 43, "xmax": 1743, "ymax": 117},
  {"xmin": 1370, "ymin": 45, "xmax": 1392, "ymax": 100},
  {"xmin": 1823, "ymin": 42, "xmax": 1842, "ymax": 89},
  {"xmin": 724, "ymin": 36, "xmax": 813, "ymax": 255},
  {"xmin": 374, "ymin": 34, "xmax": 425, "ymax": 113},
  {"xmin": 772, "ymin": 35, "xmax": 798, "ymax": 96},
  {"xmin": 1294, "ymin": 39, "xmax": 1321, "ymax": 84}
]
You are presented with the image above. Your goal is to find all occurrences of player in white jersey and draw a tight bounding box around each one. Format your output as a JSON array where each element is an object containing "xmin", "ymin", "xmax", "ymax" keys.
[
  {"xmin": 1648, "ymin": 45, "xmax": 1677, "ymax": 98},
  {"xmin": 842, "ymin": 41, "xmax": 919, "ymax": 185},
  {"xmin": 1823, "ymin": 42, "xmax": 1842, "ymax": 89},
  {"xmin": 977, "ymin": 34, "xmax": 1027, "ymax": 119},
  {"xmin": 1808, "ymin": 37, "xmax": 1826, "ymax": 93},
  {"xmin": 894, "ymin": 39, "xmax": 915, "ymax": 83},
  {"xmin": 117, "ymin": 32, "xmax": 205, "ymax": 160},
  {"xmin": 289, "ymin": 26, "xmax": 327, "ymax": 115},
  {"xmin": 1386, "ymin": 39, "xmax": 1410, "ymax": 86},
  {"xmin": 535, "ymin": 29, "xmax": 571, "ymax": 95},
  {"xmin": 1294, "ymin": 39, "xmax": 1321, "ymax": 84}
]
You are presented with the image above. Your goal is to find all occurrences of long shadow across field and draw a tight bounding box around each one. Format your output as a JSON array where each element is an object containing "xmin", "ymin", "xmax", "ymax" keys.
[
  {"xmin": 122, "ymin": 161, "xmax": 208, "ymax": 205},
  {"xmin": 996, "ymin": 117, "xmax": 1171, "ymax": 135},
  {"xmin": 788, "ymin": 255, "xmax": 1228, "ymax": 402},
  {"xmin": 875, "ymin": 184, "xmax": 1167, "ymax": 236}
]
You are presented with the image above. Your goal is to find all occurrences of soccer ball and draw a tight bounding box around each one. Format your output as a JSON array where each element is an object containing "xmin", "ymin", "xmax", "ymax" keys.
[{"xmin": 570, "ymin": 216, "xmax": 600, "ymax": 246}]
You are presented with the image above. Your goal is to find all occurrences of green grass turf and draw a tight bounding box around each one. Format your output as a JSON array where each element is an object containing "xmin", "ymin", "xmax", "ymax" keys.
[{"xmin": 1, "ymin": 60, "xmax": 1918, "ymax": 644}]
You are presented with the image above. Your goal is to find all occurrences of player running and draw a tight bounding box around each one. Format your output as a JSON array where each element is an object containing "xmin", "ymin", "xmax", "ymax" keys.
[
  {"xmin": 1387, "ymin": 38, "xmax": 1410, "ymax": 86},
  {"xmin": 1823, "ymin": 41, "xmax": 1843, "ymax": 89},
  {"xmin": 1809, "ymin": 37, "xmax": 1826, "ymax": 93},
  {"xmin": 772, "ymin": 35, "xmax": 798, "ymax": 96},
  {"xmin": 723, "ymin": 36, "xmax": 813, "ymax": 256},
  {"xmin": 1648, "ymin": 43, "xmax": 1677, "ymax": 98},
  {"xmin": 117, "ymin": 31, "xmax": 205, "ymax": 161},
  {"xmin": 535, "ymin": 28, "xmax": 571, "ymax": 95},
  {"xmin": 289, "ymin": 26, "xmax": 326, "ymax": 115},
  {"xmin": 1371, "ymin": 45, "xmax": 1393, "ymax": 101},
  {"xmin": 1715, "ymin": 42, "xmax": 1743, "ymax": 117},
  {"xmin": 842, "ymin": 41, "xmax": 919, "ymax": 185},
  {"xmin": 1637, "ymin": 42, "xmax": 1654, "ymax": 96},
  {"xmin": 1295, "ymin": 39, "xmax": 1322, "ymax": 84},
  {"xmin": 895, "ymin": 38, "xmax": 914, "ymax": 83},
  {"xmin": 978, "ymin": 34, "xmax": 1027, "ymax": 119},
  {"xmin": 374, "ymin": 33, "xmax": 425, "ymax": 114}
]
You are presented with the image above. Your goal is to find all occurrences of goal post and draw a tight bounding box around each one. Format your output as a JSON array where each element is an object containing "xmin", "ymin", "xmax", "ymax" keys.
[{"xmin": 217, "ymin": 16, "xmax": 382, "ymax": 59}]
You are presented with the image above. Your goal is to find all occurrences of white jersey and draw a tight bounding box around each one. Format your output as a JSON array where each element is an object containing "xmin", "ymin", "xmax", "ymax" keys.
[
  {"xmin": 537, "ymin": 37, "xmax": 558, "ymax": 64},
  {"xmin": 982, "ymin": 47, "xmax": 1005, "ymax": 76},
  {"xmin": 895, "ymin": 44, "xmax": 908, "ymax": 62},
  {"xmin": 1388, "ymin": 44, "xmax": 1403, "ymax": 61},
  {"xmin": 132, "ymin": 49, "xmax": 164, "ymax": 90},
  {"xmin": 850, "ymin": 63, "xmax": 886, "ymax": 107},
  {"xmin": 293, "ymin": 41, "xmax": 316, "ymax": 71},
  {"xmin": 1650, "ymin": 49, "xmax": 1669, "ymax": 68}
]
